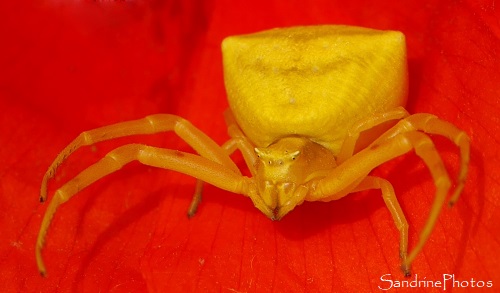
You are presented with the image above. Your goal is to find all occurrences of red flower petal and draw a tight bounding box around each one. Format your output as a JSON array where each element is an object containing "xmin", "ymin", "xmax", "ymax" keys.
[{"xmin": 0, "ymin": 0, "xmax": 498, "ymax": 292}]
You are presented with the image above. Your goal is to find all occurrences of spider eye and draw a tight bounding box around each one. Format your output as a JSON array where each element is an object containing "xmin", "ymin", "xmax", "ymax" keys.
[{"xmin": 287, "ymin": 150, "xmax": 300, "ymax": 161}]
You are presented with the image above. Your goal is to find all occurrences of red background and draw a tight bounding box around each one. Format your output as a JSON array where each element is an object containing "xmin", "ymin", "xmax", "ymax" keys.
[{"xmin": 0, "ymin": 0, "xmax": 498, "ymax": 292}]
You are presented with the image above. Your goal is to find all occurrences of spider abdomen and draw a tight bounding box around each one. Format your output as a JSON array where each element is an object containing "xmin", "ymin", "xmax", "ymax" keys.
[{"xmin": 222, "ymin": 25, "xmax": 408, "ymax": 154}]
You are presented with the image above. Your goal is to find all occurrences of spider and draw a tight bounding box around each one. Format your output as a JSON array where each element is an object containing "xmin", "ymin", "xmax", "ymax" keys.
[{"xmin": 36, "ymin": 25, "xmax": 470, "ymax": 277}]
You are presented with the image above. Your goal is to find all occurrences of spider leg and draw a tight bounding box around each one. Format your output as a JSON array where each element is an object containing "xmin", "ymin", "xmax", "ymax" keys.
[
  {"xmin": 352, "ymin": 176, "xmax": 410, "ymax": 276},
  {"xmin": 188, "ymin": 138, "xmax": 254, "ymax": 217},
  {"xmin": 36, "ymin": 143, "xmax": 249, "ymax": 277},
  {"xmin": 187, "ymin": 179, "xmax": 205, "ymax": 218},
  {"xmin": 40, "ymin": 114, "xmax": 240, "ymax": 202},
  {"xmin": 188, "ymin": 109, "xmax": 258, "ymax": 217},
  {"xmin": 372, "ymin": 113, "xmax": 470, "ymax": 205},
  {"xmin": 337, "ymin": 107, "xmax": 409, "ymax": 163},
  {"xmin": 309, "ymin": 131, "xmax": 451, "ymax": 274},
  {"xmin": 224, "ymin": 109, "xmax": 258, "ymax": 173}
]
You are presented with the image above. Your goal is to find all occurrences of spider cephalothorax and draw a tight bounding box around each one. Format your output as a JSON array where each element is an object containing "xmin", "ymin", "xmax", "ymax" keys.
[
  {"xmin": 251, "ymin": 136, "xmax": 337, "ymax": 219},
  {"xmin": 36, "ymin": 25, "xmax": 469, "ymax": 277}
]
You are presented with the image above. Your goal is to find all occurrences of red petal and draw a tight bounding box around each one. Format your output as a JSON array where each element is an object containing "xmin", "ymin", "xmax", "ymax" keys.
[{"xmin": 0, "ymin": 0, "xmax": 498, "ymax": 292}]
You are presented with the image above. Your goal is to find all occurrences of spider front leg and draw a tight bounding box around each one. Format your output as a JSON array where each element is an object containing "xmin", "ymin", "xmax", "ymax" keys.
[
  {"xmin": 337, "ymin": 107, "xmax": 409, "ymax": 163},
  {"xmin": 375, "ymin": 113, "xmax": 470, "ymax": 204},
  {"xmin": 40, "ymin": 114, "xmax": 240, "ymax": 202},
  {"xmin": 36, "ymin": 143, "xmax": 249, "ymax": 277},
  {"xmin": 337, "ymin": 109, "xmax": 469, "ymax": 205},
  {"xmin": 352, "ymin": 176, "xmax": 410, "ymax": 276},
  {"xmin": 187, "ymin": 137, "xmax": 256, "ymax": 217},
  {"xmin": 188, "ymin": 109, "xmax": 258, "ymax": 217},
  {"xmin": 309, "ymin": 131, "xmax": 451, "ymax": 275},
  {"xmin": 223, "ymin": 109, "xmax": 259, "ymax": 173}
]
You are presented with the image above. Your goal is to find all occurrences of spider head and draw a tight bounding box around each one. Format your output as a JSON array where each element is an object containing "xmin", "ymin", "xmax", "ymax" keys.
[{"xmin": 252, "ymin": 137, "xmax": 310, "ymax": 220}]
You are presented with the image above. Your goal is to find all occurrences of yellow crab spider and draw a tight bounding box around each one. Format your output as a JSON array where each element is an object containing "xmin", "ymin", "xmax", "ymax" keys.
[{"xmin": 36, "ymin": 25, "xmax": 470, "ymax": 277}]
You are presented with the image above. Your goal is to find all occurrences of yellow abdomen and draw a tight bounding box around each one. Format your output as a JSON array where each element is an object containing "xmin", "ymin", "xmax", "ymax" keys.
[{"xmin": 222, "ymin": 25, "xmax": 408, "ymax": 154}]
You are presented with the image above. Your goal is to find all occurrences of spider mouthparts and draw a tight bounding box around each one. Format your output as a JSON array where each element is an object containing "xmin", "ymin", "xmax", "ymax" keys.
[
  {"xmin": 273, "ymin": 207, "xmax": 279, "ymax": 220},
  {"xmin": 270, "ymin": 207, "xmax": 284, "ymax": 221},
  {"xmin": 267, "ymin": 211, "xmax": 277, "ymax": 221}
]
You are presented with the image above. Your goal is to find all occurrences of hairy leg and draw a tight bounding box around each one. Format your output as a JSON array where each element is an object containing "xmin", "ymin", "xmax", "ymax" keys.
[
  {"xmin": 37, "ymin": 143, "xmax": 249, "ymax": 276},
  {"xmin": 41, "ymin": 114, "xmax": 240, "ymax": 202},
  {"xmin": 309, "ymin": 131, "xmax": 451, "ymax": 273}
]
